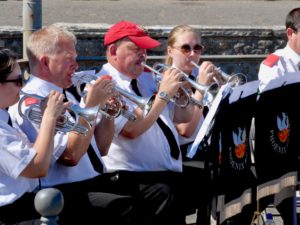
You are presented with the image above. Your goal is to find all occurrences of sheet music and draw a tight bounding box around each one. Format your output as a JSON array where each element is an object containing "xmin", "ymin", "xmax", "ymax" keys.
[
  {"xmin": 187, "ymin": 83, "xmax": 232, "ymax": 158},
  {"xmin": 229, "ymin": 80, "xmax": 259, "ymax": 104},
  {"xmin": 261, "ymin": 71, "xmax": 300, "ymax": 93}
]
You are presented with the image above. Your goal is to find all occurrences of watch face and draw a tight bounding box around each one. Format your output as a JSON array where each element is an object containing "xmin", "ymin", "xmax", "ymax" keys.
[
  {"xmin": 159, "ymin": 92, "xmax": 166, "ymax": 97},
  {"xmin": 159, "ymin": 91, "xmax": 169, "ymax": 102}
]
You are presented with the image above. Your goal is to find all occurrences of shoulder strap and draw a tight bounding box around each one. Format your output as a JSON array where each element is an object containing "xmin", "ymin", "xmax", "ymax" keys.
[{"xmin": 262, "ymin": 54, "xmax": 280, "ymax": 67}]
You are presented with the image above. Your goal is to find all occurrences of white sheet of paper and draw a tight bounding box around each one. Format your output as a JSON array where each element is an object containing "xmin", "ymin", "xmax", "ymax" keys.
[
  {"xmin": 261, "ymin": 72, "xmax": 300, "ymax": 93},
  {"xmin": 187, "ymin": 83, "xmax": 232, "ymax": 158}
]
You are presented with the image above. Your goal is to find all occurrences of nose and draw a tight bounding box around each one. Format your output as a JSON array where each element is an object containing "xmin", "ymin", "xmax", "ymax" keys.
[{"xmin": 189, "ymin": 49, "xmax": 198, "ymax": 56}]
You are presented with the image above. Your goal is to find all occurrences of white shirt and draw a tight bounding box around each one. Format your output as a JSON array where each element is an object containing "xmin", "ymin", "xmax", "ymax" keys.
[
  {"xmin": 0, "ymin": 109, "xmax": 38, "ymax": 206},
  {"xmin": 258, "ymin": 44, "xmax": 300, "ymax": 90},
  {"xmin": 98, "ymin": 63, "xmax": 182, "ymax": 173},
  {"xmin": 9, "ymin": 75, "xmax": 99, "ymax": 187}
]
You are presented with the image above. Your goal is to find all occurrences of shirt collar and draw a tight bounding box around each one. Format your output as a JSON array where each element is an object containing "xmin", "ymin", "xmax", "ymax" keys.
[
  {"xmin": 102, "ymin": 63, "xmax": 136, "ymax": 88},
  {"xmin": 22, "ymin": 75, "xmax": 64, "ymax": 96},
  {"xmin": 284, "ymin": 44, "xmax": 300, "ymax": 69},
  {"xmin": 0, "ymin": 108, "xmax": 10, "ymax": 123}
]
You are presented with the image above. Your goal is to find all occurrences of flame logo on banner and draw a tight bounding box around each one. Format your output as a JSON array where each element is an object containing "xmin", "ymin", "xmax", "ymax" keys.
[
  {"xmin": 232, "ymin": 127, "xmax": 247, "ymax": 159},
  {"xmin": 269, "ymin": 112, "xmax": 289, "ymax": 154},
  {"xmin": 228, "ymin": 127, "xmax": 248, "ymax": 171},
  {"xmin": 276, "ymin": 112, "xmax": 289, "ymax": 143}
]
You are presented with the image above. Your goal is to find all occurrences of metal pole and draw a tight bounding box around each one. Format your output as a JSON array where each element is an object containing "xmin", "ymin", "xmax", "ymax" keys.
[{"xmin": 22, "ymin": 0, "xmax": 42, "ymax": 60}]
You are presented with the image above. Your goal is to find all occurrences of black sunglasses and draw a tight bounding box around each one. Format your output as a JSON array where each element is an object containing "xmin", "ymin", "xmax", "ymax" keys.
[
  {"xmin": 0, "ymin": 74, "xmax": 24, "ymax": 87},
  {"xmin": 174, "ymin": 44, "xmax": 204, "ymax": 55}
]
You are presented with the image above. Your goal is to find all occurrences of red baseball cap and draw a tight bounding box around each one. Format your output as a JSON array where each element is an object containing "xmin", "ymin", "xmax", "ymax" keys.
[{"xmin": 104, "ymin": 20, "xmax": 161, "ymax": 49}]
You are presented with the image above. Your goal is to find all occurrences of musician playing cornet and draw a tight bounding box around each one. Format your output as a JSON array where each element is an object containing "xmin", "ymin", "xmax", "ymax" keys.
[
  {"xmin": 0, "ymin": 48, "xmax": 68, "ymax": 225},
  {"xmin": 8, "ymin": 25, "xmax": 135, "ymax": 225},
  {"xmin": 164, "ymin": 24, "xmax": 225, "ymax": 225},
  {"xmin": 96, "ymin": 20, "xmax": 196, "ymax": 225}
]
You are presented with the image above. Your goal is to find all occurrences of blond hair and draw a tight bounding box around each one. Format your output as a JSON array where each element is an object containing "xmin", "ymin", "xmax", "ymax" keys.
[{"xmin": 165, "ymin": 25, "xmax": 200, "ymax": 66}]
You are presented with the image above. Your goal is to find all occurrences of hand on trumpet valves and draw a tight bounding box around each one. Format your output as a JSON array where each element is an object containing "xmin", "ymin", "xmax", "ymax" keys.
[
  {"xmin": 85, "ymin": 75, "xmax": 115, "ymax": 108},
  {"xmin": 197, "ymin": 61, "xmax": 223, "ymax": 86},
  {"xmin": 158, "ymin": 67, "xmax": 184, "ymax": 99},
  {"xmin": 42, "ymin": 91, "xmax": 71, "ymax": 121}
]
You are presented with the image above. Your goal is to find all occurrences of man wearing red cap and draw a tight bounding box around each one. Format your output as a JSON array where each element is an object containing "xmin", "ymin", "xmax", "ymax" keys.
[{"xmin": 95, "ymin": 20, "xmax": 195, "ymax": 225}]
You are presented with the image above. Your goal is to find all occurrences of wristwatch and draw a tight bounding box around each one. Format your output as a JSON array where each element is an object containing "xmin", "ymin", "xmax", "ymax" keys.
[{"xmin": 158, "ymin": 91, "xmax": 170, "ymax": 103}]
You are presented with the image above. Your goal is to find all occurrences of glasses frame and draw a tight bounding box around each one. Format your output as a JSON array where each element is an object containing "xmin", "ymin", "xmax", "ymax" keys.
[
  {"xmin": 173, "ymin": 44, "xmax": 204, "ymax": 55},
  {"xmin": 0, "ymin": 74, "xmax": 24, "ymax": 87}
]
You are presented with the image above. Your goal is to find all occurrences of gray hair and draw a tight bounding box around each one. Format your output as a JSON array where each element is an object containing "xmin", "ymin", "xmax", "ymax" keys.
[{"xmin": 26, "ymin": 25, "xmax": 77, "ymax": 69}]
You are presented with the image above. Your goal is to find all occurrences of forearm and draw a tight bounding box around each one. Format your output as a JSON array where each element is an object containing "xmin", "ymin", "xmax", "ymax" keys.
[
  {"xmin": 58, "ymin": 117, "xmax": 95, "ymax": 166},
  {"xmin": 94, "ymin": 117, "xmax": 114, "ymax": 156},
  {"xmin": 21, "ymin": 115, "xmax": 57, "ymax": 178},
  {"xmin": 120, "ymin": 97, "xmax": 167, "ymax": 138}
]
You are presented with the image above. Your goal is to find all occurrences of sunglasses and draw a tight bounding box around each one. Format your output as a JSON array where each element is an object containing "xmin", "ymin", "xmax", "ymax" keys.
[
  {"xmin": 174, "ymin": 44, "xmax": 203, "ymax": 55},
  {"xmin": 0, "ymin": 74, "xmax": 24, "ymax": 87}
]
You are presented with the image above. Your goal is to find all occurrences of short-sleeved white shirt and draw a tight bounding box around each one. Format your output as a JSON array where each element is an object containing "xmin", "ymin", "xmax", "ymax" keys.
[
  {"xmin": 9, "ymin": 75, "xmax": 99, "ymax": 187},
  {"xmin": 0, "ymin": 109, "xmax": 38, "ymax": 206},
  {"xmin": 98, "ymin": 63, "xmax": 182, "ymax": 173},
  {"xmin": 258, "ymin": 44, "xmax": 300, "ymax": 90}
]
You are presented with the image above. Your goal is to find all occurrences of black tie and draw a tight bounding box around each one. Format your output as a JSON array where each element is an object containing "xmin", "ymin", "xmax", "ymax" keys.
[
  {"xmin": 7, "ymin": 115, "xmax": 12, "ymax": 126},
  {"xmin": 62, "ymin": 89, "xmax": 69, "ymax": 103},
  {"xmin": 62, "ymin": 89, "xmax": 104, "ymax": 173},
  {"xmin": 5, "ymin": 108, "xmax": 12, "ymax": 126},
  {"xmin": 203, "ymin": 106, "xmax": 209, "ymax": 118},
  {"xmin": 131, "ymin": 79, "xmax": 180, "ymax": 160},
  {"xmin": 87, "ymin": 145, "xmax": 104, "ymax": 174},
  {"xmin": 130, "ymin": 79, "xmax": 142, "ymax": 96}
]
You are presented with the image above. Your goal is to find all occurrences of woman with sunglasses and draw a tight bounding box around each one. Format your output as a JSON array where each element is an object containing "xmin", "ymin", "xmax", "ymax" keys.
[
  {"xmin": 166, "ymin": 25, "xmax": 222, "ymax": 139},
  {"xmin": 165, "ymin": 25, "xmax": 223, "ymax": 225},
  {"xmin": 0, "ymin": 48, "xmax": 68, "ymax": 225}
]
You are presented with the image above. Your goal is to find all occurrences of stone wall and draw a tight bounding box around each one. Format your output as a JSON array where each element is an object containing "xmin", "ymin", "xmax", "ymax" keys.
[{"xmin": 0, "ymin": 24, "xmax": 287, "ymax": 81}]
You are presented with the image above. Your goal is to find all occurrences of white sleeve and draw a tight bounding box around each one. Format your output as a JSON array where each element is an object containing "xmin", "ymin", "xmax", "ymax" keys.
[{"xmin": 0, "ymin": 123, "xmax": 36, "ymax": 179}]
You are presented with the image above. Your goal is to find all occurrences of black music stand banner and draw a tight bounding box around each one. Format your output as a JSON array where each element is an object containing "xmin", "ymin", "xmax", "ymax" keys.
[
  {"xmin": 255, "ymin": 73, "xmax": 300, "ymax": 209},
  {"xmin": 208, "ymin": 81, "xmax": 259, "ymax": 225},
  {"xmin": 191, "ymin": 81, "xmax": 259, "ymax": 224}
]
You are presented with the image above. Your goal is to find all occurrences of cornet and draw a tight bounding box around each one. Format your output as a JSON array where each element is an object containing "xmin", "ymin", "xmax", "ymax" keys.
[
  {"xmin": 18, "ymin": 91, "xmax": 99, "ymax": 135},
  {"xmin": 142, "ymin": 62, "xmax": 219, "ymax": 107},
  {"xmin": 190, "ymin": 61, "xmax": 247, "ymax": 87},
  {"xmin": 72, "ymin": 73, "xmax": 155, "ymax": 119}
]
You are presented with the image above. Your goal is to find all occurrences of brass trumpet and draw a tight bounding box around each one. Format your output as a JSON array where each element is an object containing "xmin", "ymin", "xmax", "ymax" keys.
[
  {"xmin": 18, "ymin": 91, "xmax": 99, "ymax": 135},
  {"xmin": 72, "ymin": 73, "xmax": 155, "ymax": 119}
]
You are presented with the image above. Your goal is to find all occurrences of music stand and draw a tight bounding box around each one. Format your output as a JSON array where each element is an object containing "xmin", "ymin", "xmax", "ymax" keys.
[
  {"xmin": 189, "ymin": 80, "xmax": 260, "ymax": 224},
  {"xmin": 188, "ymin": 83, "xmax": 233, "ymax": 159},
  {"xmin": 253, "ymin": 72, "xmax": 300, "ymax": 225}
]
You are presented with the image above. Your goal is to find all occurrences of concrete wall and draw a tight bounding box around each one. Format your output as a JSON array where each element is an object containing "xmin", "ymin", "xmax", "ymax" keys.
[{"xmin": 0, "ymin": 24, "xmax": 287, "ymax": 81}]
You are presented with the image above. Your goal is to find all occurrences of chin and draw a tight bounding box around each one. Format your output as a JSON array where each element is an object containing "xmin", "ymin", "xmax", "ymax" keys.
[
  {"xmin": 64, "ymin": 81, "xmax": 73, "ymax": 89},
  {"xmin": 12, "ymin": 97, "xmax": 20, "ymax": 106},
  {"xmin": 135, "ymin": 67, "xmax": 143, "ymax": 76}
]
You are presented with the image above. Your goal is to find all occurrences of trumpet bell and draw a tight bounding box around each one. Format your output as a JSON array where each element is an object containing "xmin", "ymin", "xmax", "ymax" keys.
[
  {"xmin": 72, "ymin": 72, "xmax": 140, "ymax": 121},
  {"xmin": 227, "ymin": 73, "xmax": 247, "ymax": 87}
]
